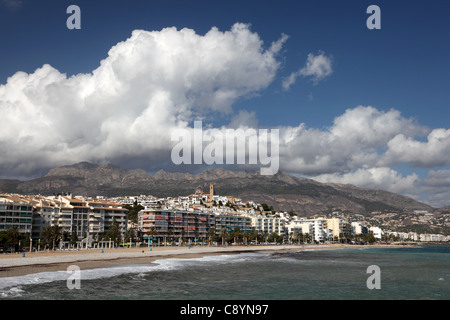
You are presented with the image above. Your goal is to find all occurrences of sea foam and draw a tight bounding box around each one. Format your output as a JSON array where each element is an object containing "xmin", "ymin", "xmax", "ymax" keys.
[{"xmin": 0, "ymin": 252, "xmax": 265, "ymax": 296}]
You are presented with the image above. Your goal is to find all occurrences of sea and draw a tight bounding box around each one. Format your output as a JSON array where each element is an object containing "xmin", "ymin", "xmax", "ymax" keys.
[{"xmin": 0, "ymin": 244, "xmax": 449, "ymax": 302}]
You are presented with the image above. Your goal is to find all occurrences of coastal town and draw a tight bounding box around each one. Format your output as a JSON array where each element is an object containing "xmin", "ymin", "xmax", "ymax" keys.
[{"xmin": 0, "ymin": 184, "xmax": 449, "ymax": 252}]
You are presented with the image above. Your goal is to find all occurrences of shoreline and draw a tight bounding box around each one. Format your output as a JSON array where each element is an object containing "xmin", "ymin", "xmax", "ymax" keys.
[{"xmin": 0, "ymin": 243, "xmax": 414, "ymax": 279}]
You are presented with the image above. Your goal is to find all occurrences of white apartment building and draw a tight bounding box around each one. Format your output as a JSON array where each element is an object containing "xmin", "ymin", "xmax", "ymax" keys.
[
  {"xmin": 0, "ymin": 196, "xmax": 34, "ymax": 235},
  {"xmin": 31, "ymin": 195, "xmax": 128, "ymax": 241},
  {"xmin": 286, "ymin": 219, "xmax": 309, "ymax": 239},
  {"xmin": 369, "ymin": 226, "xmax": 384, "ymax": 239},
  {"xmin": 285, "ymin": 218, "xmax": 326, "ymax": 243},
  {"xmin": 420, "ymin": 233, "xmax": 448, "ymax": 242},
  {"xmin": 251, "ymin": 215, "xmax": 284, "ymax": 236},
  {"xmin": 324, "ymin": 218, "xmax": 351, "ymax": 240},
  {"xmin": 32, "ymin": 199, "xmax": 56, "ymax": 239},
  {"xmin": 351, "ymin": 222, "xmax": 369, "ymax": 236},
  {"xmin": 314, "ymin": 220, "xmax": 327, "ymax": 242},
  {"xmin": 86, "ymin": 198, "xmax": 128, "ymax": 239}
]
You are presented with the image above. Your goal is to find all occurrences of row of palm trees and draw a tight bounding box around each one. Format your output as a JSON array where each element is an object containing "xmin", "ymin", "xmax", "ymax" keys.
[
  {"xmin": 0, "ymin": 225, "xmax": 74, "ymax": 252},
  {"xmin": 0, "ymin": 226, "xmax": 24, "ymax": 252},
  {"xmin": 0, "ymin": 218, "xmax": 129, "ymax": 252},
  {"xmin": 142, "ymin": 227, "xmax": 286, "ymax": 246},
  {"xmin": 1, "ymin": 224, "xmax": 380, "ymax": 252},
  {"xmin": 287, "ymin": 230, "xmax": 379, "ymax": 245},
  {"xmin": 213, "ymin": 228, "xmax": 281, "ymax": 245},
  {"xmin": 141, "ymin": 227, "xmax": 375, "ymax": 246}
]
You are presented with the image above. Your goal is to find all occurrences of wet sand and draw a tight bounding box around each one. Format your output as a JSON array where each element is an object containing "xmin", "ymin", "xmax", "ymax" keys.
[{"xmin": 0, "ymin": 243, "xmax": 409, "ymax": 278}]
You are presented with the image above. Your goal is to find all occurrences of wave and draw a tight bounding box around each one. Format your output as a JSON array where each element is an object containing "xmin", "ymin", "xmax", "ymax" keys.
[{"xmin": 0, "ymin": 252, "xmax": 267, "ymax": 297}]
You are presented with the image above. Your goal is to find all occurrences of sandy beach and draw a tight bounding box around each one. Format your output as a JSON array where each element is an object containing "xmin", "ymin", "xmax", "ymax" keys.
[{"xmin": 0, "ymin": 243, "xmax": 407, "ymax": 278}]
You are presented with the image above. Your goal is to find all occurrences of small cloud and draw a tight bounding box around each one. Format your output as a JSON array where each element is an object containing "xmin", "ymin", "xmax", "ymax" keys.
[
  {"xmin": 283, "ymin": 51, "xmax": 333, "ymax": 90},
  {"xmin": 300, "ymin": 51, "xmax": 333, "ymax": 83},
  {"xmin": 228, "ymin": 110, "xmax": 259, "ymax": 129},
  {"xmin": 281, "ymin": 72, "xmax": 298, "ymax": 91}
]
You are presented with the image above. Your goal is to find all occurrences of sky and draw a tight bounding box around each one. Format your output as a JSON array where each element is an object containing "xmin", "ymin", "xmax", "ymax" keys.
[{"xmin": 1, "ymin": 0, "xmax": 450, "ymax": 207}]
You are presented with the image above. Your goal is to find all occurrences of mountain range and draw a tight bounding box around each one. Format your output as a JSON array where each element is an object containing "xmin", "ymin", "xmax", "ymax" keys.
[{"xmin": 0, "ymin": 162, "xmax": 437, "ymax": 217}]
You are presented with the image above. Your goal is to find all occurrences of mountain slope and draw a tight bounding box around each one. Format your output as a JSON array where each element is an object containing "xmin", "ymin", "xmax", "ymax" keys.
[{"xmin": 0, "ymin": 162, "xmax": 435, "ymax": 216}]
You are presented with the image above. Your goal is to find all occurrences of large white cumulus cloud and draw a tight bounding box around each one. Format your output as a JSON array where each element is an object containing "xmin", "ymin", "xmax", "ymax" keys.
[
  {"xmin": 278, "ymin": 106, "xmax": 428, "ymax": 175},
  {"xmin": 0, "ymin": 23, "xmax": 287, "ymax": 177},
  {"xmin": 275, "ymin": 106, "xmax": 450, "ymax": 206}
]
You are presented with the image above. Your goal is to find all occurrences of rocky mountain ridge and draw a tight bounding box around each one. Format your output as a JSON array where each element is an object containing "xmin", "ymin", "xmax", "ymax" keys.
[{"xmin": 0, "ymin": 162, "xmax": 437, "ymax": 218}]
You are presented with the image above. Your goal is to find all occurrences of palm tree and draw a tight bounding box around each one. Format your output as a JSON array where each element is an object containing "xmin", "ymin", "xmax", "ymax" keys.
[
  {"xmin": 179, "ymin": 228, "xmax": 185, "ymax": 246},
  {"xmin": 167, "ymin": 228, "xmax": 175, "ymax": 245},
  {"xmin": 248, "ymin": 230, "xmax": 258, "ymax": 244},
  {"xmin": 62, "ymin": 230, "xmax": 70, "ymax": 242},
  {"xmin": 40, "ymin": 226, "xmax": 53, "ymax": 250},
  {"xmin": 268, "ymin": 232, "xmax": 281, "ymax": 243},
  {"xmin": 261, "ymin": 231, "xmax": 269, "ymax": 244},
  {"xmin": 304, "ymin": 233, "xmax": 311, "ymax": 244},
  {"xmin": 297, "ymin": 231, "xmax": 304, "ymax": 244},
  {"xmin": 0, "ymin": 231, "xmax": 8, "ymax": 251},
  {"xmin": 231, "ymin": 228, "xmax": 242, "ymax": 245},
  {"xmin": 51, "ymin": 225, "xmax": 62, "ymax": 249},
  {"xmin": 6, "ymin": 226, "xmax": 20, "ymax": 252},
  {"xmin": 207, "ymin": 228, "xmax": 216, "ymax": 246},
  {"xmin": 242, "ymin": 231, "xmax": 252, "ymax": 245},
  {"xmin": 105, "ymin": 218, "xmax": 121, "ymax": 246},
  {"xmin": 288, "ymin": 231, "xmax": 294, "ymax": 244},
  {"xmin": 219, "ymin": 228, "xmax": 228, "ymax": 246},
  {"xmin": 70, "ymin": 232, "xmax": 78, "ymax": 247},
  {"xmin": 125, "ymin": 227, "xmax": 136, "ymax": 246},
  {"xmin": 333, "ymin": 235, "xmax": 339, "ymax": 243}
]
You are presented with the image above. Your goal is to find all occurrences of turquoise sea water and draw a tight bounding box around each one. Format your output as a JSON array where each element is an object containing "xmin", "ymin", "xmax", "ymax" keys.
[{"xmin": 0, "ymin": 244, "xmax": 449, "ymax": 300}]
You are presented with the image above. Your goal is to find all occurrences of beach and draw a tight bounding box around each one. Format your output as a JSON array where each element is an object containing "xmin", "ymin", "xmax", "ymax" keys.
[
  {"xmin": 0, "ymin": 243, "xmax": 404, "ymax": 278},
  {"xmin": 1, "ymin": 243, "xmax": 447, "ymax": 300}
]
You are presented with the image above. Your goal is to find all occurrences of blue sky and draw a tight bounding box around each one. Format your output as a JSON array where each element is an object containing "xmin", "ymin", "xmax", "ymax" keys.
[
  {"xmin": 2, "ymin": 0, "xmax": 450, "ymax": 128},
  {"xmin": 1, "ymin": 0, "xmax": 450, "ymax": 207}
]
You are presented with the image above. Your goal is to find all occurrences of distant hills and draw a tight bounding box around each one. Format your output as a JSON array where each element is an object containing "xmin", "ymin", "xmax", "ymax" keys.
[{"xmin": 0, "ymin": 162, "xmax": 436, "ymax": 217}]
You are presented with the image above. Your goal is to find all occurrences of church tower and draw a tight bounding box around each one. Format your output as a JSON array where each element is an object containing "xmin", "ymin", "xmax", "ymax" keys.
[{"xmin": 209, "ymin": 184, "xmax": 214, "ymax": 203}]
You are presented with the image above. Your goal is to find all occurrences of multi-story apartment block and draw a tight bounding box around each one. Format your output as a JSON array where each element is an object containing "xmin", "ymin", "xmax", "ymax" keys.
[
  {"xmin": 369, "ymin": 226, "xmax": 384, "ymax": 239},
  {"xmin": 32, "ymin": 195, "xmax": 128, "ymax": 241},
  {"xmin": 32, "ymin": 198, "xmax": 58, "ymax": 239},
  {"xmin": 420, "ymin": 233, "xmax": 448, "ymax": 242},
  {"xmin": 312, "ymin": 219, "xmax": 326, "ymax": 242},
  {"xmin": 251, "ymin": 215, "xmax": 284, "ymax": 236},
  {"xmin": 62, "ymin": 197, "xmax": 88, "ymax": 238},
  {"xmin": 0, "ymin": 196, "xmax": 33, "ymax": 235},
  {"xmin": 138, "ymin": 209, "xmax": 216, "ymax": 244},
  {"xmin": 285, "ymin": 219, "xmax": 311, "ymax": 239},
  {"xmin": 324, "ymin": 218, "xmax": 351, "ymax": 239},
  {"xmin": 284, "ymin": 219, "xmax": 314, "ymax": 241},
  {"xmin": 351, "ymin": 222, "xmax": 369, "ymax": 236},
  {"xmin": 286, "ymin": 218, "xmax": 345, "ymax": 243},
  {"xmin": 138, "ymin": 209, "xmax": 256, "ymax": 244},
  {"xmin": 215, "ymin": 214, "xmax": 253, "ymax": 235},
  {"xmin": 86, "ymin": 199, "xmax": 128, "ymax": 238}
]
